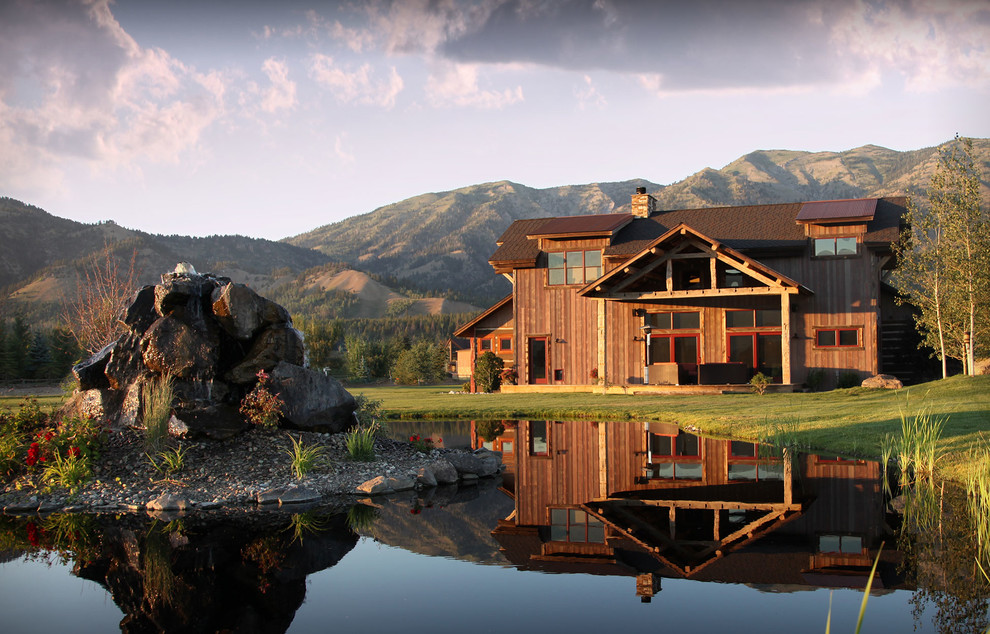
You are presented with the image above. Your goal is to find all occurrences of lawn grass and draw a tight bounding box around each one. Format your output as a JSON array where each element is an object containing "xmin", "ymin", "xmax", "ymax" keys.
[
  {"xmin": 353, "ymin": 375, "xmax": 990, "ymax": 482},
  {"xmin": 5, "ymin": 375, "xmax": 988, "ymax": 482},
  {"xmin": 0, "ymin": 395, "xmax": 65, "ymax": 411}
]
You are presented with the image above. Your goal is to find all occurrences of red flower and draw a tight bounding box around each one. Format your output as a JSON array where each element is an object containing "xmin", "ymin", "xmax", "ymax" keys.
[
  {"xmin": 30, "ymin": 442, "xmax": 39, "ymax": 450},
  {"xmin": 44, "ymin": 431, "xmax": 54, "ymax": 441},
  {"xmin": 68, "ymin": 447, "xmax": 82, "ymax": 458},
  {"xmin": 25, "ymin": 522, "xmax": 39, "ymax": 546},
  {"xmin": 25, "ymin": 456, "xmax": 37, "ymax": 467}
]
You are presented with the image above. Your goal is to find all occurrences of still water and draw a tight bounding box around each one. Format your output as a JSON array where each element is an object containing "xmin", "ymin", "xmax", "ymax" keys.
[{"xmin": 1, "ymin": 420, "xmax": 985, "ymax": 633}]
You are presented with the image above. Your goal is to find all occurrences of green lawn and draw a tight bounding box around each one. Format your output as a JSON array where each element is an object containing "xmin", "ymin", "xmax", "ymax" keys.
[
  {"xmin": 5, "ymin": 375, "xmax": 988, "ymax": 481},
  {"xmin": 354, "ymin": 375, "xmax": 990, "ymax": 481}
]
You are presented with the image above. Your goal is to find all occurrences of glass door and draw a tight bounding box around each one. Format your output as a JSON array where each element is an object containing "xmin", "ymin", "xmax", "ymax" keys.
[{"xmin": 528, "ymin": 337, "xmax": 549, "ymax": 384}]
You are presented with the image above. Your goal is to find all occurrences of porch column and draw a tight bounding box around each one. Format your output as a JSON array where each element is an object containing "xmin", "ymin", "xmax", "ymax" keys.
[
  {"xmin": 780, "ymin": 293, "xmax": 792, "ymax": 385},
  {"xmin": 597, "ymin": 299, "xmax": 607, "ymax": 389}
]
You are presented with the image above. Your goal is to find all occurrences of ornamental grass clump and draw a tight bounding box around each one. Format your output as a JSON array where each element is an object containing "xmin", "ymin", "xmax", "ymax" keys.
[
  {"xmin": 147, "ymin": 445, "xmax": 187, "ymax": 480},
  {"xmin": 41, "ymin": 447, "xmax": 91, "ymax": 492},
  {"xmin": 286, "ymin": 435, "xmax": 325, "ymax": 480},
  {"xmin": 240, "ymin": 370, "xmax": 284, "ymax": 429},
  {"xmin": 142, "ymin": 374, "xmax": 175, "ymax": 452},
  {"xmin": 345, "ymin": 423, "xmax": 378, "ymax": 462}
]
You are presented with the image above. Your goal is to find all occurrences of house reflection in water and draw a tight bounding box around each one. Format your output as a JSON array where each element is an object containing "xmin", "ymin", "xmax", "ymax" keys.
[{"xmin": 472, "ymin": 421, "xmax": 906, "ymax": 601}]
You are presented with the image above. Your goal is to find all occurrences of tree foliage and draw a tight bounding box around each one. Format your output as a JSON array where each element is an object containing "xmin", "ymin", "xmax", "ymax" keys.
[
  {"xmin": 473, "ymin": 351, "xmax": 504, "ymax": 393},
  {"xmin": 894, "ymin": 136, "xmax": 989, "ymax": 376},
  {"xmin": 392, "ymin": 341, "xmax": 448, "ymax": 385},
  {"xmin": 60, "ymin": 243, "xmax": 139, "ymax": 355}
]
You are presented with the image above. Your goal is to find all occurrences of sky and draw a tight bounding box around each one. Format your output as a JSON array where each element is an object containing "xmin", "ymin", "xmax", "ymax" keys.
[{"xmin": 1, "ymin": 0, "xmax": 988, "ymax": 241}]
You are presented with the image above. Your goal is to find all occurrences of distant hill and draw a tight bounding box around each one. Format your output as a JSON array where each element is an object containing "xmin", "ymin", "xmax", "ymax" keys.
[
  {"xmin": 3, "ymin": 139, "xmax": 987, "ymax": 326},
  {"xmin": 0, "ymin": 198, "xmax": 479, "ymax": 327},
  {"xmin": 286, "ymin": 140, "xmax": 990, "ymax": 303}
]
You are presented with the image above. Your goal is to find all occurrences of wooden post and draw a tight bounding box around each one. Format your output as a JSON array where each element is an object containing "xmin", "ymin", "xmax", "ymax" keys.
[
  {"xmin": 666, "ymin": 260, "xmax": 673, "ymax": 292},
  {"xmin": 780, "ymin": 293, "xmax": 791, "ymax": 385},
  {"xmin": 783, "ymin": 447, "xmax": 793, "ymax": 506},
  {"xmin": 710, "ymin": 256, "xmax": 718, "ymax": 289},
  {"xmin": 597, "ymin": 299, "xmax": 607, "ymax": 390}
]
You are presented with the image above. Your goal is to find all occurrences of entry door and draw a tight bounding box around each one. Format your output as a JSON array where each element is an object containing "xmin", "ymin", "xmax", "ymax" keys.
[{"xmin": 528, "ymin": 337, "xmax": 549, "ymax": 384}]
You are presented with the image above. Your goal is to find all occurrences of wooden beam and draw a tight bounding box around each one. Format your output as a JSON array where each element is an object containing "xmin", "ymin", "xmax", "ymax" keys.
[
  {"xmin": 710, "ymin": 257, "xmax": 718, "ymax": 290},
  {"xmin": 609, "ymin": 287, "xmax": 797, "ymax": 300},
  {"xmin": 599, "ymin": 421, "xmax": 608, "ymax": 499},
  {"xmin": 597, "ymin": 299, "xmax": 607, "ymax": 393},
  {"xmin": 666, "ymin": 260, "xmax": 673, "ymax": 292},
  {"xmin": 781, "ymin": 293, "xmax": 791, "ymax": 385},
  {"xmin": 598, "ymin": 498, "xmax": 802, "ymax": 512}
]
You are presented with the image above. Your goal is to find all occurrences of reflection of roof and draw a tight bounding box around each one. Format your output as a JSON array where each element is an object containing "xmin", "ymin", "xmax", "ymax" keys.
[{"xmin": 489, "ymin": 198, "xmax": 906, "ymax": 267}]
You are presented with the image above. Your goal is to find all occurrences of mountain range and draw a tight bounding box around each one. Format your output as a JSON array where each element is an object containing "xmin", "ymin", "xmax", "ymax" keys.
[{"xmin": 2, "ymin": 139, "xmax": 987, "ymax": 329}]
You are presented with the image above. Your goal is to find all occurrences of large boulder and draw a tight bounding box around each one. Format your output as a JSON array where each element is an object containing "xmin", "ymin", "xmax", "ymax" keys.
[
  {"xmin": 169, "ymin": 403, "xmax": 249, "ymax": 440},
  {"xmin": 141, "ymin": 316, "xmax": 218, "ymax": 379},
  {"xmin": 121, "ymin": 285, "xmax": 158, "ymax": 335},
  {"xmin": 226, "ymin": 326, "xmax": 305, "ymax": 384},
  {"xmin": 105, "ymin": 332, "xmax": 145, "ymax": 390},
  {"xmin": 268, "ymin": 361, "xmax": 356, "ymax": 433},
  {"xmin": 72, "ymin": 342, "xmax": 114, "ymax": 390},
  {"xmin": 861, "ymin": 374, "xmax": 903, "ymax": 390},
  {"xmin": 445, "ymin": 448, "xmax": 501, "ymax": 477},
  {"xmin": 211, "ymin": 282, "xmax": 291, "ymax": 341}
]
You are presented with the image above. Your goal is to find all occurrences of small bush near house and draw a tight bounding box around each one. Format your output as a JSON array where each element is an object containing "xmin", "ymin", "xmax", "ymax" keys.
[
  {"xmin": 749, "ymin": 372, "xmax": 771, "ymax": 396},
  {"xmin": 473, "ymin": 351, "xmax": 504, "ymax": 393},
  {"xmin": 805, "ymin": 369, "xmax": 826, "ymax": 392},
  {"xmin": 837, "ymin": 371, "xmax": 861, "ymax": 389},
  {"xmin": 240, "ymin": 370, "xmax": 284, "ymax": 429}
]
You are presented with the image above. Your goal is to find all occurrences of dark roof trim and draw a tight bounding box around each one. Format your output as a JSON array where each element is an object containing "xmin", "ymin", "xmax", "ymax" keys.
[
  {"xmin": 796, "ymin": 198, "xmax": 877, "ymax": 224},
  {"xmin": 526, "ymin": 213, "xmax": 633, "ymax": 239}
]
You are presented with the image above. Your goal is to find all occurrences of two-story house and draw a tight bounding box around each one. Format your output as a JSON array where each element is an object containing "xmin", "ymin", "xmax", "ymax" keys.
[{"xmin": 456, "ymin": 190, "xmax": 908, "ymax": 391}]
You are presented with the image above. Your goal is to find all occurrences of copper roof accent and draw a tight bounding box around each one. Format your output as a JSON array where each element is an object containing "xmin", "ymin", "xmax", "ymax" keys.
[
  {"xmin": 526, "ymin": 213, "xmax": 634, "ymax": 239},
  {"xmin": 796, "ymin": 198, "xmax": 877, "ymax": 224},
  {"xmin": 489, "ymin": 197, "xmax": 907, "ymax": 267}
]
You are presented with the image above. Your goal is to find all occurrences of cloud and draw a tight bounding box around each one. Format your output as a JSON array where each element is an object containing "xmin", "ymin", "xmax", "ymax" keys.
[
  {"xmin": 309, "ymin": 54, "xmax": 404, "ymax": 108},
  {"xmin": 575, "ymin": 74, "xmax": 606, "ymax": 109},
  {"xmin": 334, "ymin": 133, "xmax": 356, "ymax": 164},
  {"xmin": 359, "ymin": 0, "xmax": 990, "ymax": 94},
  {"xmin": 260, "ymin": 58, "xmax": 297, "ymax": 112},
  {"xmin": 425, "ymin": 62, "xmax": 524, "ymax": 108},
  {"xmin": 0, "ymin": 0, "xmax": 226, "ymax": 191}
]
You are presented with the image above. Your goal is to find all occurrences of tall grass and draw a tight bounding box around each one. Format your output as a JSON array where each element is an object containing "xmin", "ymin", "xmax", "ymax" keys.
[
  {"xmin": 346, "ymin": 422, "xmax": 378, "ymax": 462},
  {"xmin": 963, "ymin": 443, "xmax": 990, "ymax": 567},
  {"xmin": 285, "ymin": 435, "xmax": 325, "ymax": 480},
  {"xmin": 142, "ymin": 374, "xmax": 175, "ymax": 452},
  {"xmin": 891, "ymin": 406, "xmax": 946, "ymax": 486}
]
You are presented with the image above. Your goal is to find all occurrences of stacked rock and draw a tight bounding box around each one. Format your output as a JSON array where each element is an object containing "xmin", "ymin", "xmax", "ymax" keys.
[{"xmin": 68, "ymin": 264, "xmax": 355, "ymax": 439}]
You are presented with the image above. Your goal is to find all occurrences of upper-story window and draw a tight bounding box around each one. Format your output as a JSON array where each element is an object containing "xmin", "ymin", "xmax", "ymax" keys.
[
  {"xmin": 814, "ymin": 237, "xmax": 857, "ymax": 257},
  {"xmin": 548, "ymin": 250, "xmax": 602, "ymax": 285}
]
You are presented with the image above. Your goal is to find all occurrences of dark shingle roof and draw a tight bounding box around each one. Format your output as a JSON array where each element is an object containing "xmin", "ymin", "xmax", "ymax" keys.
[{"xmin": 489, "ymin": 197, "xmax": 906, "ymax": 265}]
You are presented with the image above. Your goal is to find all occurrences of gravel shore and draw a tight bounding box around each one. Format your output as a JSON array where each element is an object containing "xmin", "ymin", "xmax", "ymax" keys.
[{"xmin": 0, "ymin": 427, "xmax": 460, "ymax": 515}]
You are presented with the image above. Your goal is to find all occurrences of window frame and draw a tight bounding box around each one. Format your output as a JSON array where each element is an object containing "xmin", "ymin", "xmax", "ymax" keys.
[
  {"xmin": 547, "ymin": 249, "xmax": 603, "ymax": 286},
  {"xmin": 814, "ymin": 327, "xmax": 862, "ymax": 349},
  {"xmin": 813, "ymin": 236, "xmax": 858, "ymax": 258}
]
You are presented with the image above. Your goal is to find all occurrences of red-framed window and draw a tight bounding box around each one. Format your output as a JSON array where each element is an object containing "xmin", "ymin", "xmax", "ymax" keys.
[
  {"xmin": 814, "ymin": 328, "xmax": 860, "ymax": 348},
  {"xmin": 548, "ymin": 250, "xmax": 602, "ymax": 285},
  {"xmin": 499, "ymin": 336, "xmax": 512, "ymax": 351},
  {"xmin": 479, "ymin": 338, "xmax": 493, "ymax": 352},
  {"xmin": 727, "ymin": 332, "xmax": 782, "ymax": 382},
  {"xmin": 550, "ymin": 508, "xmax": 605, "ymax": 543},
  {"xmin": 726, "ymin": 308, "xmax": 781, "ymax": 329}
]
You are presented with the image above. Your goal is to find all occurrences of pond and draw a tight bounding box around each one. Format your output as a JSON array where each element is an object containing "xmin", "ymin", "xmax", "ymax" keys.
[{"xmin": 1, "ymin": 420, "xmax": 987, "ymax": 633}]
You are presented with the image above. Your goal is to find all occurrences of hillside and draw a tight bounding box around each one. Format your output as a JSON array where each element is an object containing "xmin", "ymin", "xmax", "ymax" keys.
[
  {"xmin": 0, "ymin": 200, "xmax": 479, "ymax": 327},
  {"xmin": 287, "ymin": 140, "xmax": 990, "ymax": 303}
]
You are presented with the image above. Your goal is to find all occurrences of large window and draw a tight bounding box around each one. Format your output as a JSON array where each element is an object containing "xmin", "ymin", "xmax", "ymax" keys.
[
  {"xmin": 726, "ymin": 309, "xmax": 781, "ymax": 329},
  {"xmin": 814, "ymin": 237, "xmax": 857, "ymax": 257},
  {"xmin": 548, "ymin": 250, "xmax": 602, "ymax": 285},
  {"xmin": 647, "ymin": 431, "xmax": 702, "ymax": 480}
]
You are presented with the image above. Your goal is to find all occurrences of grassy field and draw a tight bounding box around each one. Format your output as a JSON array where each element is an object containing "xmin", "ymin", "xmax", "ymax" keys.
[
  {"xmin": 5, "ymin": 375, "xmax": 988, "ymax": 481},
  {"xmin": 353, "ymin": 375, "xmax": 990, "ymax": 481}
]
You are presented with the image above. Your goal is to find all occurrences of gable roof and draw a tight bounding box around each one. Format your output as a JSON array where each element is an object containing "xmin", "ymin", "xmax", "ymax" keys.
[
  {"xmin": 489, "ymin": 197, "xmax": 907, "ymax": 270},
  {"xmin": 579, "ymin": 223, "xmax": 811, "ymax": 299},
  {"xmin": 453, "ymin": 294, "xmax": 512, "ymax": 337},
  {"xmin": 796, "ymin": 198, "xmax": 877, "ymax": 224}
]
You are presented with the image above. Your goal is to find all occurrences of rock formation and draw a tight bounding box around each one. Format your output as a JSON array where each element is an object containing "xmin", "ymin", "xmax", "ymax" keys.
[{"xmin": 66, "ymin": 264, "xmax": 356, "ymax": 439}]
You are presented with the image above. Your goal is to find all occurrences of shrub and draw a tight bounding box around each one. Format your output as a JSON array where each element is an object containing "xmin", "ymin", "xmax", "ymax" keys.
[
  {"xmin": 392, "ymin": 341, "xmax": 447, "ymax": 385},
  {"xmin": 240, "ymin": 370, "xmax": 284, "ymax": 429},
  {"xmin": 473, "ymin": 351, "xmax": 504, "ymax": 393},
  {"xmin": 408, "ymin": 434, "xmax": 439, "ymax": 453},
  {"xmin": 836, "ymin": 371, "xmax": 861, "ymax": 389},
  {"xmin": 353, "ymin": 394, "xmax": 385, "ymax": 430},
  {"xmin": 285, "ymin": 435, "xmax": 325, "ymax": 480},
  {"xmin": 805, "ymin": 368, "xmax": 826, "ymax": 392},
  {"xmin": 142, "ymin": 374, "xmax": 175, "ymax": 451},
  {"xmin": 749, "ymin": 372, "xmax": 771, "ymax": 395},
  {"xmin": 500, "ymin": 367, "xmax": 518, "ymax": 385}
]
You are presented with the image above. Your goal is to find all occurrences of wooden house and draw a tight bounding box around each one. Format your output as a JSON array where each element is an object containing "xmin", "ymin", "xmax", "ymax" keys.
[{"xmin": 456, "ymin": 191, "xmax": 909, "ymax": 391}]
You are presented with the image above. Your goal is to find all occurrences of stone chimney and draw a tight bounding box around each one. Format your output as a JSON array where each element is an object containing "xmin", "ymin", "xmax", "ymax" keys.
[{"xmin": 631, "ymin": 187, "xmax": 656, "ymax": 218}]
